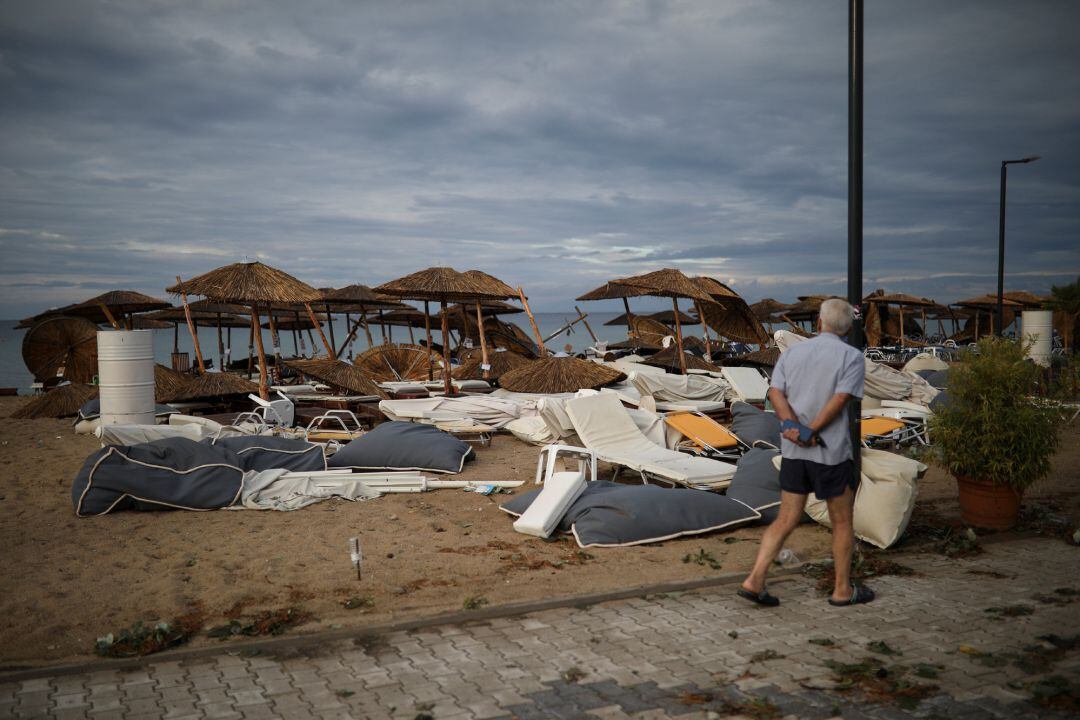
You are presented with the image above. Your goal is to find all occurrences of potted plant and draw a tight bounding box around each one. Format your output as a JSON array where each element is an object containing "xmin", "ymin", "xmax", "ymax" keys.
[{"xmin": 931, "ymin": 336, "xmax": 1060, "ymax": 530}]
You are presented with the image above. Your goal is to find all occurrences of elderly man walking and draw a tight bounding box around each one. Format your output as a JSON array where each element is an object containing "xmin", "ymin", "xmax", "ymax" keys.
[{"xmin": 739, "ymin": 298, "xmax": 874, "ymax": 607}]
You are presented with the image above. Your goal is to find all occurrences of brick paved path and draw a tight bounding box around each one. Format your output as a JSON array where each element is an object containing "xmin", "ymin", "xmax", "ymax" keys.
[{"xmin": 3, "ymin": 537, "xmax": 1079, "ymax": 719}]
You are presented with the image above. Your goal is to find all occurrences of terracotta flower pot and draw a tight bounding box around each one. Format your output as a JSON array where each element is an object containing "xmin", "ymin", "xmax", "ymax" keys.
[{"xmin": 955, "ymin": 475, "xmax": 1022, "ymax": 530}]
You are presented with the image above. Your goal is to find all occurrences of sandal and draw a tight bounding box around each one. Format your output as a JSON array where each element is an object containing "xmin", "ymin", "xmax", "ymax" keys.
[
  {"xmin": 737, "ymin": 586, "xmax": 780, "ymax": 607},
  {"xmin": 828, "ymin": 584, "xmax": 875, "ymax": 607}
]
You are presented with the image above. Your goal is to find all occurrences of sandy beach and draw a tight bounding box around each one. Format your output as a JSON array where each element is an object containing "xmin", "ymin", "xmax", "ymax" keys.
[{"xmin": 1, "ymin": 394, "xmax": 1077, "ymax": 670}]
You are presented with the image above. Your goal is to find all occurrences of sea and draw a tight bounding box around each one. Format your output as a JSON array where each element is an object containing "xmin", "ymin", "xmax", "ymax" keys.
[{"xmin": 0, "ymin": 312, "xmax": 659, "ymax": 393}]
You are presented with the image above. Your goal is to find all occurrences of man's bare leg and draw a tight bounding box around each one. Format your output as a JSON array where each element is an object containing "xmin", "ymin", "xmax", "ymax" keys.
[
  {"xmin": 741, "ymin": 491, "xmax": 808, "ymax": 594},
  {"xmin": 825, "ymin": 485, "xmax": 856, "ymax": 602}
]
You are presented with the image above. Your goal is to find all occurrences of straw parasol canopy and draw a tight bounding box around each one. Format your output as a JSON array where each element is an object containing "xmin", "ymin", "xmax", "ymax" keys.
[
  {"xmin": 640, "ymin": 346, "xmax": 721, "ymax": 373},
  {"xmin": 724, "ymin": 346, "xmax": 781, "ymax": 368},
  {"xmin": 168, "ymin": 261, "xmax": 325, "ymax": 398},
  {"xmin": 750, "ymin": 299, "xmax": 793, "ymax": 321},
  {"xmin": 696, "ymin": 297, "xmax": 770, "ymax": 345},
  {"xmin": 157, "ymin": 372, "xmax": 259, "ymax": 403},
  {"xmin": 283, "ymin": 358, "xmax": 388, "ymax": 398},
  {"xmin": 59, "ymin": 290, "xmax": 171, "ymax": 329},
  {"xmin": 629, "ymin": 315, "xmax": 675, "ymax": 349},
  {"xmin": 22, "ymin": 316, "xmax": 100, "ymax": 384},
  {"xmin": 354, "ymin": 343, "xmax": 444, "ymax": 383},
  {"xmin": 9, "ymin": 383, "xmax": 99, "ymax": 419},
  {"xmin": 453, "ymin": 348, "xmax": 530, "ymax": 381},
  {"xmin": 604, "ymin": 310, "xmax": 697, "ymax": 326},
  {"xmin": 374, "ymin": 267, "xmax": 519, "ymax": 392},
  {"xmin": 1002, "ymin": 291, "xmax": 1049, "ymax": 309},
  {"xmin": 953, "ymin": 294, "xmax": 1023, "ymax": 310},
  {"xmin": 154, "ymin": 364, "xmax": 190, "ymax": 403},
  {"xmin": 498, "ymin": 357, "xmax": 625, "ymax": 394}
]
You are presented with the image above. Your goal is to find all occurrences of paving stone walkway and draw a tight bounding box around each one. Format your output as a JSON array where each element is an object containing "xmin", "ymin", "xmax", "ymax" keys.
[{"xmin": 3, "ymin": 536, "xmax": 1079, "ymax": 719}]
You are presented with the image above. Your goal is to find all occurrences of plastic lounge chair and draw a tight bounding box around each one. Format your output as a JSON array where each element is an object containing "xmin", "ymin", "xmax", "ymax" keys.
[
  {"xmin": 303, "ymin": 410, "xmax": 365, "ymax": 443},
  {"xmin": 859, "ymin": 416, "xmax": 924, "ymax": 448},
  {"xmin": 720, "ymin": 367, "xmax": 770, "ymax": 403},
  {"xmin": 247, "ymin": 391, "xmax": 295, "ymax": 427},
  {"xmin": 564, "ymin": 393, "xmax": 736, "ymax": 491},
  {"xmin": 664, "ymin": 411, "xmax": 748, "ymax": 460},
  {"xmin": 513, "ymin": 445, "xmax": 596, "ymax": 538}
]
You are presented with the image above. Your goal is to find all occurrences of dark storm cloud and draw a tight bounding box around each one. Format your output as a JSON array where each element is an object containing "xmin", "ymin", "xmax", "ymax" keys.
[{"xmin": 0, "ymin": 0, "xmax": 1077, "ymax": 316}]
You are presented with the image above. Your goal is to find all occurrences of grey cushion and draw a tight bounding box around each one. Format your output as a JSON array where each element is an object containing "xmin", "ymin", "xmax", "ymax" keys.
[
  {"xmin": 502, "ymin": 481, "xmax": 759, "ymax": 547},
  {"xmin": 923, "ymin": 369, "xmax": 949, "ymax": 389},
  {"xmin": 929, "ymin": 390, "xmax": 949, "ymax": 412},
  {"xmin": 328, "ymin": 421, "xmax": 475, "ymax": 473},
  {"xmin": 728, "ymin": 448, "xmax": 815, "ymax": 525},
  {"xmin": 72, "ymin": 438, "xmax": 244, "ymax": 516},
  {"xmin": 730, "ymin": 401, "xmax": 781, "ymax": 448},
  {"xmin": 207, "ymin": 435, "xmax": 326, "ymax": 472}
]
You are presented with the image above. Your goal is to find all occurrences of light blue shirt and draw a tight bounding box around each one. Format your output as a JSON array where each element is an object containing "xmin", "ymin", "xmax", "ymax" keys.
[{"xmin": 770, "ymin": 332, "xmax": 865, "ymax": 465}]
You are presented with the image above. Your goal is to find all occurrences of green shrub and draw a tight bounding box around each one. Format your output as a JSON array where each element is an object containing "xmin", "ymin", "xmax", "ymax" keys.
[{"xmin": 931, "ymin": 337, "xmax": 1059, "ymax": 492}]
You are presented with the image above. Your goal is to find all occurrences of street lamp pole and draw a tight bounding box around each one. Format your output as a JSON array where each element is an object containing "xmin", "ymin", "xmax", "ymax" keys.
[{"xmin": 997, "ymin": 155, "xmax": 1040, "ymax": 335}]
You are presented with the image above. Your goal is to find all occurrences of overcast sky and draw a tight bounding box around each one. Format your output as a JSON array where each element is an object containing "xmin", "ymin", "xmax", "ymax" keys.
[{"xmin": 1, "ymin": 0, "xmax": 1078, "ymax": 316}]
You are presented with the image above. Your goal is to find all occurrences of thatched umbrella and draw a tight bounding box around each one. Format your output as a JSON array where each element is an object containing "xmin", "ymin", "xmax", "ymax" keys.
[
  {"xmin": 498, "ymin": 357, "xmax": 625, "ymax": 394},
  {"xmin": 9, "ymin": 383, "xmax": 99, "ymax": 419},
  {"xmin": 377, "ymin": 307, "xmax": 429, "ymax": 345},
  {"xmin": 453, "ymin": 347, "xmax": 530, "ymax": 381},
  {"xmin": 374, "ymin": 267, "xmax": 518, "ymax": 393},
  {"xmin": 34, "ymin": 290, "xmax": 171, "ymax": 330},
  {"xmin": 629, "ymin": 315, "xmax": 675, "ymax": 349},
  {"xmin": 283, "ymin": 358, "xmax": 388, "ymax": 398},
  {"xmin": 576, "ymin": 280, "xmax": 654, "ymax": 346},
  {"xmin": 354, "ymin": 343, "xmax": 444, "ymax": 384},
  {"xmin": 725, "ymin": 346, "xmax": 781, "ymax": 368},
  {"xmin": 604, "ymin": 309, "xmax": 698, "ymax": 327},
  {"xmin": 167, "ymin": 261, "xmax": 324, "ymax": 399},
  {"xmin": 157, "ymin": 372, "xmax": 260, "ymax": 404},
  {"xmin": 953, "ymin": 294, "xmax": 1023, "ymax": 338},
  {"xmin": 21, "ymin": 316, "xmax": 100, "ymax": 384},
  {"xmin": 1002, "ymin": 290, "xmax": 1049, "ymax": 309},
  {"xmin": 639, "ymin": 345, "xmax": 721, "ymax": 373},
  {"xmin": 321, "ymin": 285, "xmax": 404, "ymax": 357},
  {"xmin": 692, "ymin": 277, "xmax": 769, "ymax": 349},
  {"xmin": 147, "ymin": 306, "xmax": 249, "ymax": 370},
  {"xmin": 750, "ymin": 298, "xmax": 793, "ymax": 322},
  {"xmin": 154, "ymin": 363, "xmax": 190, "ymax": 403},
  {"xmin": 610, "ymin": 269, "xmax": 713, "ymax": 374},
  {"xmin": 863, "ymin": 291, "xmax": 936, "ymax": 347}
]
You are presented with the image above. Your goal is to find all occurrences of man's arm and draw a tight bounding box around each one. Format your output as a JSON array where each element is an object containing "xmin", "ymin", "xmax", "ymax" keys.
[
  {"xmin": 767, "ymin": 387, "xmax": 803, "ymax": 444},
  {"xmin": 807, "ymin": 392, "xmax": 852, "ymax": 436}
]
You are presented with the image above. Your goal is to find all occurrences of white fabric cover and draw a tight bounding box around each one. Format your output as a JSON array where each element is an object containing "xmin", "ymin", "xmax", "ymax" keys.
[
  {"xmin": 565, "ymin": 393, "xmax": 735, "ymax": 489},
  {"xmin": 239, "ymin": 470, "xmax": 382, "ymax": 511},
  {"xmin": 720, "ymin": 367, "xmax": 770, "ymax": 403},
  {"xmin": 378, "ymin": 395, "xmax": 537, "ymax": 429},
  {"xmin": 513, "ymin": 471, "xmax": 586, "ymax": 538},
  {"xmin": 531, "ymin": 394, "xmax": 677, "ymax": 449},
  {"xmin": 96, "ymin": 423, "xmax": 208, "ymax": 446},
  {"xmin": 903, "ymin": 353, "xmax": 949, "ymax": 373},
  {"xmin": 773, "ymin": 448, "xmax": 924, "ymax": 549},
  {"xmin": 628, "ymin": 371, "xmax": 731, "ymax": 403},
  {"xmin": 505, "ymin": 416, "xmax": 558, "ymax": 445}
]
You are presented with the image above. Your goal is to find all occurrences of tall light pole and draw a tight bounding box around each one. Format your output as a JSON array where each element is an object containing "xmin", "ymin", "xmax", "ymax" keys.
[
  {"xmin": 997, "ymin": 155, "xmax": 1040, "ymax": 335},
  {"xmin": 847, "ymin": 0, "xmax": 863, "ymax": 477}
]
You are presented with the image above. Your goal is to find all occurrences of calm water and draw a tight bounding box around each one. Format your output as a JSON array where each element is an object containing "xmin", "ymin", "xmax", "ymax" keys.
[{"xmin": 0, "ymin": 312, "xmax": 649, "ymax": 393}]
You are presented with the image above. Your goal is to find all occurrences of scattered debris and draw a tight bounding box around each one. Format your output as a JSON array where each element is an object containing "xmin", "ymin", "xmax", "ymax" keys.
[
  {"xmin": 984, "ymin": 604, "xmax": 1034, "ymax": 617},
  {"xmin": 678, "ymin": 690, "xmax": 713, "ymax": 705},
  {"xmin": 824, "ymin": 656, "xmax": 937, "ymax": 710},
  {"xmin": 1015, "ymin": 499, "xmax": 1074, "ymax": 543},
  {"xmin": 682, "ymin": 548, "xmax": 723, "ymax": 570},
  {"xmin": 750, "ymin": 649, "xmax": 783, "ymax": 663},
  {"xmin": 867, "ymin": 640, "xmax": 901, "ymax": 656},
  {"xmin": 965, "ymin": 569, "xmax": 1014, "ymax": 579},
  {"xmin": 561, "ymin": 666, "xmax": 586, "ymax": 683},
  {"xmin": 809, "ymin": 637, "xmax": 835, "ymax": 647},
  {"xmin": 335, "ymin": 689, "xmax": 355, "ymax": 698},
  {"xmin": 462, "ymin": 596, "xmax": 489, "ymax": 611},
  {"xmin": 911, "ymin": 663, "xmax": 943, "ymax": 679},
  {"xmin": 802, "ymin": 551, "xmax": 914, "ymax": 595},
  {"xmin": 94, "ymin": 612, "xmax": 203, "ymax": 658},
  {"xmin": 343, "ymin": 596, "xmax": 375, "ymax": 610},
  {"xmin": 206, "ymin": 607, "xmax": 311, "ymax": 639},
  {"xmin": 728, "ymin": 630, "xmax": 739, "ymax": 639}
]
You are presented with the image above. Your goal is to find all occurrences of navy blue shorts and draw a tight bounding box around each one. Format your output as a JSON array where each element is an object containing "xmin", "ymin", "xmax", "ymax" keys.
[{"xmin": 779, "ymin": 458, "xmax": 856, "ymax": 500}]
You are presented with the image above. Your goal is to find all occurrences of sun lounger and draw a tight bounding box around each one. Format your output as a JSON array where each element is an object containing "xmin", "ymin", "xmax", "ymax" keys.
[
  {"xmin": 859, "ymin": 416, "xmax": 925, "ymax": 447},
  {"xmin": 513, "ymin": 445, "xmax": 595, "ymax": 538},
  {"xmin": 565, "ymin": 393, "xmax": 736, "ymax": 490},
  {"xmin": 719, "ymin": 367, "xmax": 770, "ymax": 403},
  {"xmin": 664, "ymin": 411, "xmax": 748, "ymax": 460}
]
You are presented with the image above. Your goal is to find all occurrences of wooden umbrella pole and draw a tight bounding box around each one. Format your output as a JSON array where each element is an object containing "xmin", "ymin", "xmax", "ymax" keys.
[
  {"xmin": 175, "ymin": 276, "xmax": 206, "ymax": 374},
  {"xmin": 172, "ymin": 322, "xmax": 179, "ymax": 354},
  {"xmin": 439, "ymin": 299, "xmax": 453, "ymax": 395},
  {"xmin": 622, "ymin": 297, "xmax": 635, "ymax": 338},
  {"xmin": 304, "ymin": 302, "xmax": 332, "ymax": 358},
  {"xmin": 378, "ymin": 310, "xmax": 387, "ymax": 344},
  {"xmin": 268, "ymin": 312, "xmax": 283, "ymax": 376},
  {"xmin": 98, "ymin": 302, "xmax": 121, "ymax": 330},
  {"xmin": 899, "ymin": 305, "xmax": 905, "ymax": 348},
  {"xmin": 423, "ymin": 301, "xmax": 435, "ymax": 381},
  {"xmin": 359, "ymin": 306, "xmax": 374, "ymax": 348},
  {"xmin": 695, "ymin": 300, "xmax": 712, "ymax": 359},
  {"xmin": 574, "ymin": 305, "xmax": 598, "ymax": 343},
  {"xmin": 458, "ymin": 305, "xmax": 472, "ymax": 351},
  {"xmin": 407, "ymin": 324, "xmax": 415, "ymax": 344},
  {"xmin": 292, "ymin": 326, "xmax": 300, "ymax": 355},
  {"xmin": 226, "ymin": 326, "xmax": 232, "ymax": 366},
  {"xmin": 246, "ymin": 321, "xmax": 255, "ymax": 377},
  {"xmin": 475, "ymin": 299, "xmax": 491, "ymax": 380},
  {"xmin": 250, "ymin": 304, "xmax": 269, "ymax": 400},
  {"xmin": 324, "ymin": 303, "xmax": 337, "ymax": 353},
  {"xmin": 336, "ymin": 316, "xmax": 363, "ymax": 359},
  {"xmin": 671, "ymin": 297, "xmax": 687, "ymax": 375},
  {"xmin": 216, "ymin": 313, "xmax": 224, "ymax": 370},
  {"xmin": 306, "ymin": 328, "xmax": 316, "ymax": 354},
  {"xmin": 517, "ymin": 286, "xmax": 546, "ymax": 354}
]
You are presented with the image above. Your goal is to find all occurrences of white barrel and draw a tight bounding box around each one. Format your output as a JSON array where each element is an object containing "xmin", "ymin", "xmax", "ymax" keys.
[
  {"xmin": 1022, "ymin": 310, "xmax": 1053, "ymax": 367},
  {"xmin": 97, "ymin": 330, "xmax": 156, "ymax": 426}
]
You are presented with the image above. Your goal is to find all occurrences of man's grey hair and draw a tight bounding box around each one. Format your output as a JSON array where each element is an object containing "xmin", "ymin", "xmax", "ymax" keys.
[{"xmin": 819, "ymin": 298, "xmax": 854, "ymax": 335}]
